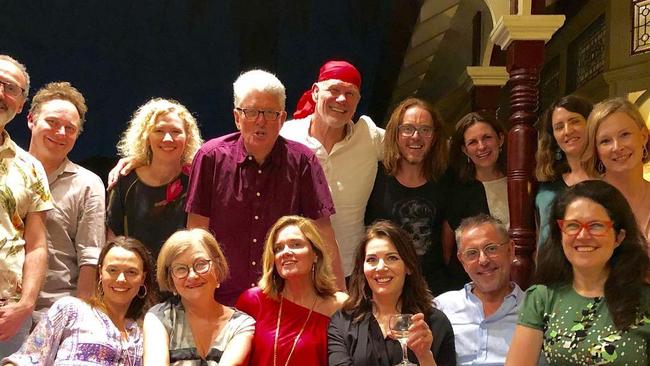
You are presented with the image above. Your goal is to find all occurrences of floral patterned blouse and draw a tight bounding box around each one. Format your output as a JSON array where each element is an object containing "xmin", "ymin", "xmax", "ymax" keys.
[
  {"xmin": 519, "ymin": 284, "xmax": 650, "ymax": 365},
  {"xmin": 1, "ymin": 296, "xmax": 142, "ymax": 365},
  {"xmin": 0, "ymin": 131, "xmax": 52, "ymax": 304}
]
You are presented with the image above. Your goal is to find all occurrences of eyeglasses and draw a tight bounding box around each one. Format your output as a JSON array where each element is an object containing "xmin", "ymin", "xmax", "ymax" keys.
[
  {"xmin": 556, "ymin": 220, "xmax": 614, "ymax": 237},
  {"xmin": 235, "ymin": 107, "xmax": 282, "ymax": 121},
  {"xmin": 460, "ymin": 241, "xmax": 509, "ymax": 262},
  {"xmin": 170, "ymin": 258, "xmax": 212, "ymax": 279},
  {"xmin": 398, "ymin": 124, "xmax": 434, "ymax": 138},
  {"xmin": 0, "ymin": 80, "xmax": 25, "ymax": 98}
]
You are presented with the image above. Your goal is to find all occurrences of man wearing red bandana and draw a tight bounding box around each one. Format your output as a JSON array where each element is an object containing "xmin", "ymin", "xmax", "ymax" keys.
[{"xmin": 281, "ymin": 60, "xmax": 384, "ymax": 278}]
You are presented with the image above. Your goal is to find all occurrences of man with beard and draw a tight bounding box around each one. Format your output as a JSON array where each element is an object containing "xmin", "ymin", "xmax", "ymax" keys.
[
  {"xmin": 0, "ymin": 55, "xmax": 52, "ymax": 356},
  {"xmin": 364, "ymin": 97, "xmax": 450, "ymax": 294}
]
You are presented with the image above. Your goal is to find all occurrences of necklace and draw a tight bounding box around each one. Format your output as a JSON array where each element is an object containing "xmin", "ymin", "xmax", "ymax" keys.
[{"xmin": 273, "ymin": 294, "xmax": 318, "ymax": 366}]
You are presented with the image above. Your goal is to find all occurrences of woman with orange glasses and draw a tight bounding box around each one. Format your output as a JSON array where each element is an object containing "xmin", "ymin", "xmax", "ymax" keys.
[{"xmin": 506, "ymin": 180, "xmax": 650, "ymax": 365}]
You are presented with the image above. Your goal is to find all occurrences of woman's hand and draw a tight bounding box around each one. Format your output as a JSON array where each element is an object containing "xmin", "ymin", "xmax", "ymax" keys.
[
  {"xmin": 407, "ymin": 313, "xmax": 434, "ymax": 361},
  {"xmin": 388, "ymin": 313, "xmax": 435, "ymax": 365}
]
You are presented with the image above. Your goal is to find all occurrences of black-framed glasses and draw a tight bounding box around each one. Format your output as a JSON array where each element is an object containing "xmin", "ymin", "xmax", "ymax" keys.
[
  {"xmin": 0, "ymin": 80, "xmax": 25, "ymax": 98},
  {"xmin": 556, "ymin": 220, "xmax": 614, "ymax": 237},
  {"xmin": 460, "ymin": 241, "xmax": 509, "ymax": 262},
  {"xmin": 398, "ymin": 124, "xmax": 434, "ymax": 138},
  {"xmin": 235, "ymin": 107, "xmax": 281, "ymax": 121},
  {"xmin": 170, "ymin": 258, "xmax": 212, "ymax": 279}
]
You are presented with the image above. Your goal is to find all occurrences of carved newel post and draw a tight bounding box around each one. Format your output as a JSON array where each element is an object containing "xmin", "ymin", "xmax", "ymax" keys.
[{"xmin": 491, "ymin": 14, "xmax": 565, "ymax": 288}]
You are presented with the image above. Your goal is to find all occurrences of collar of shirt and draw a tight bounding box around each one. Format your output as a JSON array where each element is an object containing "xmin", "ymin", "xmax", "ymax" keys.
[
  {"xmin": 0, "ymin": 130, "xmax": 17, "ymax": 159},
  {"xmin": 234, "ymin": 132, "xmax": 285, "ymax": 167},
  {"xmin": 47, "ymin": 157, "xmax": 78, "ymax": 184},
  {"xmin": 464, "ymin": 281, "xmax": 524, "ymax": 320}
]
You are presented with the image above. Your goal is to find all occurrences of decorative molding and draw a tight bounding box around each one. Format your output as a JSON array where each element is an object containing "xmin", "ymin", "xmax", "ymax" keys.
[
  {"xmin": 490, "ymin": 15, "xmax": 566, "ymax": 49},
  {"xmin": 465, "ymin": 66, "xmax": 509, "ymax": 86}
]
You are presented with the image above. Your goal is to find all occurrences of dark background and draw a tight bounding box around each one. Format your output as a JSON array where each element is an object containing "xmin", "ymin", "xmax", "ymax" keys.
[{"xmin": 2, "ymin": 1, "xmax": 422, "ymax": 178}]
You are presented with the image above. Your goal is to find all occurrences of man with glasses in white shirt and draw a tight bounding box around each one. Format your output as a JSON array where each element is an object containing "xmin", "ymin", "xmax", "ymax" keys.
[{"xmin": 435, "ymin": 214, "xmax": 523, "ymax": 366}]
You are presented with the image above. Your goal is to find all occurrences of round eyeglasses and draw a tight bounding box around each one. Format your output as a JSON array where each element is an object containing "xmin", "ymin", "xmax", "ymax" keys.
[
  {"xmin": 459, "ymin": 241, "xmax": 509, "ymax": 262},
  {"xmin": 170, "ymin": 258, "xmax": 212, "ymax": 279},
  {"xmin": 398, "ymin": 124, "xmax": 434, "ymax": 138}
]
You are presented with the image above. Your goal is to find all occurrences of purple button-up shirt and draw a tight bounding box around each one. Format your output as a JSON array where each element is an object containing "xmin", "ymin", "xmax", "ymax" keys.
[{"xmin": 185, "ymin": 132, "xmax": 335, "ymax": 305}]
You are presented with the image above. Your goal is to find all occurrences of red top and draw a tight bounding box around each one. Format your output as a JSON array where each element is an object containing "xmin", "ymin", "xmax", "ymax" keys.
[{"xmin": 236, "ymin": 287, "xmax": 331, "ymax": 366}]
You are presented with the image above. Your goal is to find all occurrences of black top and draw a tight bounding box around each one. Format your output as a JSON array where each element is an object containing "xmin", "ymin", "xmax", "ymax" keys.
[
  {"xmin": 106, "ymin": 170, "xmax": 188, "ymax": 260},
  {"xmin": 328, "ymin": 308, "xmax": 456, "ymax": 366},
  {"xmin": 365, "ymin": 163, "xmax": 449, "ymax": 295}
]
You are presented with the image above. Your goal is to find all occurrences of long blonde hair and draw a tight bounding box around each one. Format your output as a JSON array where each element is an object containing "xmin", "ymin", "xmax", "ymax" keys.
[{"xmin": 259, "ymin": 216, "xmax": 338, "ymax": 300}]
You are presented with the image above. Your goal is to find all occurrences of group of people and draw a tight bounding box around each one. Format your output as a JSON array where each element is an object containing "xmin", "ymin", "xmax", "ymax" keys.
[{"xmin": 0, "ymin": 49, "xmax": 649, "ymax": 366}]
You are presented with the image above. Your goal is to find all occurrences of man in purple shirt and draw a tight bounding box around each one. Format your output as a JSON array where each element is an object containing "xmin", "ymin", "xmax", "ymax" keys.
[{"xmin": 185, "ymin": 69, "xmax": 344, "ymax": 305}]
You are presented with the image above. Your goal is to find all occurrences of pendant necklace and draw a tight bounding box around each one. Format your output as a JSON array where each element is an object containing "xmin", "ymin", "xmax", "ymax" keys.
[{"xmin": 273, "ymin": 293, "xmax": 318, "ymax": 366}]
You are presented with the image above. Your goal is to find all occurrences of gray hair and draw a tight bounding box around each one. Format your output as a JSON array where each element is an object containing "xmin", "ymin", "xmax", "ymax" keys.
[
  {"xmin": 0, "ymin": 55, "xmax": 30, "ymax": 97},
  {"xmin": 232, "ymin": 69, "xmax": 286, "ymax": 109},
  {"xmin": 455, "ymin": 213, "xmax": 509, "ymax": 251}
]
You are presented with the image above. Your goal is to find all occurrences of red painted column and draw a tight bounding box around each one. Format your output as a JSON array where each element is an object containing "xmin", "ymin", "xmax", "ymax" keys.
[{"xmin": 505, "ymin": 40, "xmax": 544, "ymax": 288}]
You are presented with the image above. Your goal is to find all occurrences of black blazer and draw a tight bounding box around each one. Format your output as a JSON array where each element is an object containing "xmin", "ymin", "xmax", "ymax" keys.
[{"xmin": 328, "ymin": 309, "xmax": 457, "ymax": 366}]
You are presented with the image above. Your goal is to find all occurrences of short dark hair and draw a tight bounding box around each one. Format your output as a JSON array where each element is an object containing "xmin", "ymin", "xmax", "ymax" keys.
[
  {"xmin": 344, "ymin": 220, "xmax": 434, "ymax": 323},
  {"xmin": 536, "ymin": 180, "xmax": 649, "ymax": 330},
  {"xmin": 455, "ymin": 213, "xmax": 508, "ymax": 251}
]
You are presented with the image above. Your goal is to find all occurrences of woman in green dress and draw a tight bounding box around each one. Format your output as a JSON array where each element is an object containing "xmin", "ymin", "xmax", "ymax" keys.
[{"xmin": 506, "ymin": 180, "xmax": 650, "ymax": 365}]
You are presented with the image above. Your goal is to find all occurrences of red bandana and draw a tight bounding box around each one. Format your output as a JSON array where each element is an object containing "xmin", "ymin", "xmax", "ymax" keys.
[{"xmin": 293, "ymin": 60, "xmax": 361, "ymax": 119}]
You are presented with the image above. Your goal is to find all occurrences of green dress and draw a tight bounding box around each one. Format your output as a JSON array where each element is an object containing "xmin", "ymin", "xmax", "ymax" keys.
[{"xmin": 519, "ymin": 284, "xmax": 650, "ymax": 365}]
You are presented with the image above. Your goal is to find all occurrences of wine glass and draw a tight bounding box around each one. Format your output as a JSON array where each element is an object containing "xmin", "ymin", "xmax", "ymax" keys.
[{"xmin": 389, "ymin": 314, "xmax": 415, "ymax": 366}]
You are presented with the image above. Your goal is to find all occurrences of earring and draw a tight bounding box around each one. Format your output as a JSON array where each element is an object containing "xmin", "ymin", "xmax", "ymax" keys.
[
  {"xmin": 137, "ymin": 285, "xmax": 147, "ymax": 299},
  {"xmin": 97, "ymin": 280, "xmax": 104, "ymax": 297},
  {"xmin": 596, "ymin": 159, "xmax": 605, "ymax": 174},
  {"xmin": 466, "ymin": 156, "xmax": 471, "ymax": 164},
  {"xmin": 643, "ymin": 145, "xmax": 648, "ymax": 161},
  {"xmin": 555, "ymin": 148, "xmax": 563, "ymax": 161}
]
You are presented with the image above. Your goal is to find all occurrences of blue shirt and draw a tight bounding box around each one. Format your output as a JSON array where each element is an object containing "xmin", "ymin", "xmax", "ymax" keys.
[{"xmin": 435, "ymin": 282, "xmax": 523, "ymax": 366}]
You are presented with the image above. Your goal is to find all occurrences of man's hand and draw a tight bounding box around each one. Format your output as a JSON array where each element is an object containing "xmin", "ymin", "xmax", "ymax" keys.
[
  {"xmin": 0, "ymin": 301, "xmax": 31, "ymax": 340},
  {"xmin": 107, "ymin": 157, "xmax": 137, "ymax": 190}
]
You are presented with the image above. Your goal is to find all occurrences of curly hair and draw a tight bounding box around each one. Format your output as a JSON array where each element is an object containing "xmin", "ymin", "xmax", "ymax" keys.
[
  {"xmin": 116, "ymin": 98, "xmax": 203, "ymax": 167},
  {"xmin": 29, "ymin": 82, "xmax": 88, "ymax": 131},
  {"xmin": 259, "ymin": 215, "xmax": 338, "ymax": 300},
  {"xmin": 583, "ymin": 97, "xmax": 650, "ymax": 177},
  {"xmin": 382, "ymin": 97, "xmax": 448, "ymax": 182},
  {"xmin": 87, "ymin": 236, "xmax": 158, "ymax": 321},
  {"xmin": 343, "ymin": 220, "xmax": 434, "ymax": 323},
  {"xmin": 535, "ymin": 95, "xmax": 593, "ymax": 182},
  {"xmin": 535, "ymin": 180, "xmax": 649, "ymax": 330},
  {"xmin": 449, "ymin": 111, "xmax": 507, "ymax": 183}
]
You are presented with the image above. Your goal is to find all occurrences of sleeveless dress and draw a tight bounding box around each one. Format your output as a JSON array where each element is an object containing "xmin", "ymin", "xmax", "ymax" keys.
[{"xmin": 236, "ymin": 287, "xmax": 330, "ymax": 366}]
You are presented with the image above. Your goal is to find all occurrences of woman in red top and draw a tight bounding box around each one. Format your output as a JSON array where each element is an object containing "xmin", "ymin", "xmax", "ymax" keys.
[{"xmin": 236, "ymin": 215, "xmax": 347, "ymax": 366}]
